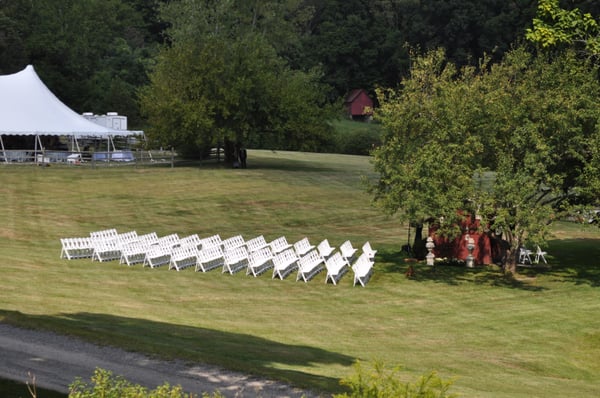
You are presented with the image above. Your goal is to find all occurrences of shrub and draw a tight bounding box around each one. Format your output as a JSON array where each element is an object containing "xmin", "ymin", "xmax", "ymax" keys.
[
  {"xmin": 333, "ymin": 360, "xmax": 456, "ymax": 398},
  {"xmin": 335, "ymin": 127, "xmax": 381, "ymax": 155},
  {"xmin": 68, "ymin": 368, "xmax": 224, "ymax": 398}
]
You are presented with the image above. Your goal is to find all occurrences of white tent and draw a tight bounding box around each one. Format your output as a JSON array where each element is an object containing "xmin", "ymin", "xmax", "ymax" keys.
[{"xmin": 0, "ymin": 65, "xmax": 142, "ymax": 162}]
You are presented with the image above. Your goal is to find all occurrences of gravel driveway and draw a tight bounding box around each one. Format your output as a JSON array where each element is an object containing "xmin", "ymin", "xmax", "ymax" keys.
[{"xmin": 0, "ymin": 323, "xmax": 322, "ymax": 397}]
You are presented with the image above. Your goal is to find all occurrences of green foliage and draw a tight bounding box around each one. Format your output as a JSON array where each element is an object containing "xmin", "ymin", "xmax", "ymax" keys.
[
  {"xmin": 330, "ymin": 120, "xmax": 382, "ymax": 155},
  {"xmin": 371, "ymin": 46, "xmax": 600, "ymax": 272},
  {"xmin": 141, "ymin": 0, "xmax": 334, "ymax": 158},
  {"xmin": 333, "ymin": 360, "xmax": 456, "ymax": 398},
  {"xmin": 526, "ymin": 0, "xmax": 600, "ymax": 58},
  {"xmin": 69, "ymin": 368, "xmax": 224, "ymax": 398}
]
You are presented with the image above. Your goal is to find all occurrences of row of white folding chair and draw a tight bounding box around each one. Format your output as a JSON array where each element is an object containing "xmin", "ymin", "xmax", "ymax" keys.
[
  {"xmin": 162, "ymin": 234, "xmax": 374, "ymax": 285},
  {"xmin": 196, "ymin": 244, "xmax": 224, "ymax": 272},
  {"xmin": 246, "ymin": 235, "xmax": 269, "ymax": 253},
  {"xmin": 60, "ymin": 237, "xmax": 94, "ymax": 260},
  {"xmin": 270, "ymin": 236, "xmax": 292, "ymax": 254},
  {"xmin": 272, "ymin": 248, "xmax": 299, "ymax": 279},
  {"xmin": 179, "ymin": 234, "xmax": 202, "ymax": 250},
  {"xmin": 223, "ymin": 246, "xmax": 250, "ymax": 274},
  {"xmin": 352, "ymin": 252, "xmax": 375, "ymax": 287},
  {"xmin": 61, "ymin": 229, "xmax": 377, "ymax": 284},
  {"xmin": 222, "ymin": 235, "xmax": 245, "ymax": 252},
  {"xmin": 519, "ymin": 245, "xmax": 548, "ymax": 264},
  {"xmin": 322, "ymin": 241, "xmax": 376, "ymax": 286},
  {"xmin": 199, "ymin": 234, "xmax": 221, "ymax": 250},
  {"xmin": 61, "ymin": 228, "xmax": 119, "ymax": 260},
  {"xmin": 247, "ymin": 246, "xmax": 275, "ymax": 277},
  {"xmin": 317, "ymin": 239, "xmax": 335, "ymax": 260},
  {"xmin": 296, "ymin": 249, "xmax": 326, "ymax": 282},
  {"xmin": 293, "ymin": 237, "xmax": 314, "ymax": 257},
  {"xmin": 92, "ymin": 231, "xmax": 138, "ymax": 262},
  {"xmin": 324, "ymin": 252, "xmax": 350, "ymax": 285},
  {"xmin": 119, "ymin": 232, "xmax": 159, "ymax": 266},
  {"xmin": 143, "ymin": 233, "xmax": 180, "ymax": 268},
  {"xmin": 169, "ymin": 244, "xmax": 199, "ymax": 271},
  {"xmin": 89, "ymin": 228, "xmax": 118, "ymax": 241}
]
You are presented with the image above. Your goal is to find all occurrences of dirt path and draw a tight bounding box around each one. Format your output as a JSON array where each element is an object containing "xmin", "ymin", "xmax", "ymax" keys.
[{"xmin": 0, "ymin": 323, "xmax": 322, "ymax": 398}]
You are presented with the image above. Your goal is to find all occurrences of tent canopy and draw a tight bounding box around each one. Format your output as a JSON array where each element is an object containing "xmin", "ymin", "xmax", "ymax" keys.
[{"xmin": 0, "ymin": 65, "xmax": 136, "ymax": 137}]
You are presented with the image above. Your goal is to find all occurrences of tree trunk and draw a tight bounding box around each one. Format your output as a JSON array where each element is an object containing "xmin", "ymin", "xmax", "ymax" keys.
[
  {"xmin": 412, "ymin": 223, "xmax": 426, "ymax": 259},
  {"xmin": 502, "ymin": 227, "xmax": 520, "ymax": 274},
  {"xmin": 504, "ymin": 247, "xmax": 518, "ymax": 274}
]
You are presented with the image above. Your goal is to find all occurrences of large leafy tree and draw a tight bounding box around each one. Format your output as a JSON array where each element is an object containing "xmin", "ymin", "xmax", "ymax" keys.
[
  {"xmin": 140, "ymin": 0, "xmax": 334, "ymax": 160},
  {"xmin": 371, "ymin": 47, "xmax": 600, "ymax": 273},
  {"xmin": 526, "ymin": 0, "xmax": 600, "ymax": 58}
]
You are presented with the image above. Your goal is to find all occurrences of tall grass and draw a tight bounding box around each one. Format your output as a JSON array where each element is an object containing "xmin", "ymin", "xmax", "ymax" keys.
[{"xmin": 1, "ymin": 150, "xmax": 599, "ymax": 397}]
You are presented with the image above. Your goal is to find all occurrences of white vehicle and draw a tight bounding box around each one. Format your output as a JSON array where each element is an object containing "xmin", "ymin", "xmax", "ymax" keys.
[{"xmin": 66, "ymin": 153, "xmax": 82, "ymax": 164}]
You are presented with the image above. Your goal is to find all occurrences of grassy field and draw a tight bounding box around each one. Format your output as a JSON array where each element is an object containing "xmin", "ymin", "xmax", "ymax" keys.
[{"xmin": 1, "ymin": 150, "xmax": 600, "ymax": 397}]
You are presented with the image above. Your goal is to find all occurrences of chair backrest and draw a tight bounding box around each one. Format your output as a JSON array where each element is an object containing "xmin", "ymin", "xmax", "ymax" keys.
[
  {"xmin": 298, "ymin": 249, "xmax": 322, "ymax": 270},
  {"xmin": 222, "ymin": 235, "xmax": 245, "ymax": 251},
  {"xmin": 293, "ymin": 237, "xmax": 313, "ymax": 256},
  {"xmin": 138, "ymin": 232, "xmax": 158, "ymax": 245},
  {"xmin": 352, "ymin": 253, "xmax": 373, "ymax": 276},
  {"xmin": 224, "ymin": 246, "xmax": 248, "ymax": 263},
  {"xmin": 317, "ymin": 239, "xmax": 334, "ymax": 256},
  {"xmin": 200, "ymin": 245, "xmax": 224, "ymax": 262},
  {"xmin": 180, "ymin": 234, "xmax": 201, "ymax": 248},
  {"xmin": 158, "ymin": 234, "xmax": 180, "ymax": 247},
  {"xmin": 199, "ymin": 234, "xmax": 221, "ymax": 249},
  {"xmin": 249, "ymin": 246, "xmax": 273, "ymax": 266},
  {"xmin": 273, "ymin": 248, "xmax": 297, "ymax": 268},
  {"xmin": 340, "ymin": 240, "xmax": 357, "ymax": 257},
  {"xmin": 246, "ymin": 235, "xmax": 268, "ymax": 252},
  {"xmin": 270, "ymin": 236, "xmax": 291, "ymax": 253},
  {"xmin": 326, "ymin": 252, "xmax": 348, "ymax": 274},
  {"xmin": 90, "ymin": 228, "xmax": 118, "ymax": 240},
  {"xmin": 172, "ymin": 245, "xmax": 197, "ymax": 260}
]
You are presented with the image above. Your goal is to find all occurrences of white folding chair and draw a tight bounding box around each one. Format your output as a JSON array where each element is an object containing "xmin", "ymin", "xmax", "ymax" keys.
[
  {"xmin": 534, "ymin": 245, "xmax": 547, "ymax": 264},
  {"xmin": 519, "ymin": 247, "xmax": 532, "ymax": 264}
]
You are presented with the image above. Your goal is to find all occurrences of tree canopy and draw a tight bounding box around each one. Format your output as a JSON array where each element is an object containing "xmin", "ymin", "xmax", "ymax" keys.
[
  {"xmin": 371, "ymin": 46, "xmax": 600, "ymax": 272},
  {"xmin": 526, "ymin": 0, "xmax": 600, "ymax": 58},
  {"xmin": 139, "ymin": 0, "xmax": 334, "ymax": 159}
]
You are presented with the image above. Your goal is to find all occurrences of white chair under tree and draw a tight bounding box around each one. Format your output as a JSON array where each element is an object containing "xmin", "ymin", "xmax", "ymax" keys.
[{"xmin": 534, "ymin": 245, "xmax": 548, "ymax": 264}]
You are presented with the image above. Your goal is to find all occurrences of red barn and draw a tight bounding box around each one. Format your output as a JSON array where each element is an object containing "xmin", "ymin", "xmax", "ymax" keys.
[
  {"xmin": 344, "ymin": 89, "xmax": 373, "ymax": 121},
  {"xmin": 428, "ymin": 214, "xmax": 504, "ymax": 265}
]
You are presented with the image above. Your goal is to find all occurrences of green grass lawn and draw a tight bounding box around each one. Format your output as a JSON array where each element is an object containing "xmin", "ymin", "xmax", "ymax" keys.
[{"xmin": 1, "ymin": 150, "xmax": 600, "ymax": 397}]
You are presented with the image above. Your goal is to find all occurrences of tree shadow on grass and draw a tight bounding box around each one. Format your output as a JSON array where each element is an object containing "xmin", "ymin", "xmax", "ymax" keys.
[
  {"xmin": 543, "ymin": 238, "xmax": 600, "ymax": 287},
  {"xmin": 376, "ymin": 248, "xmax": 545, "ymax": 291},
  {"xmin": 0, "ymin": 310, "xmax": 353, "ymax": 393}
]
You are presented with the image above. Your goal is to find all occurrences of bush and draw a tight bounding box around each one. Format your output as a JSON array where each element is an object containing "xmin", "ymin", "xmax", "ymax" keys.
[
  {"xmin": 335, "ymin": 126, "xmax": 381, "ymax": 155},
  {"xmin": 333, "ymin": 360, "xmax": 456, "ymax": 398},
  {"xmin": 68, "ymin": 368, "xmax": 224, "ymax": 398}
]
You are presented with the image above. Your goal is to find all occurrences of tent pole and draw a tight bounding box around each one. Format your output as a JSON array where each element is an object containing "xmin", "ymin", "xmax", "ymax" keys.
[
  {"xmin": 75, "ymin": 137, "xmax": 81, "ymax": 153},
  {"xmin": 0, "ymin": 135, "xmax": 7, "ymax": 164},
  {"xmin": 35, "ymin": 134, "xmax": 43, "ymax": 164}
]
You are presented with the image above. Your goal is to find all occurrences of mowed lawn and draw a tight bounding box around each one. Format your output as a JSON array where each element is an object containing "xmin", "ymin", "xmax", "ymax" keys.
[{"xmin": 1, "ymin": 150, "xmax": 600, "ymax": 397}]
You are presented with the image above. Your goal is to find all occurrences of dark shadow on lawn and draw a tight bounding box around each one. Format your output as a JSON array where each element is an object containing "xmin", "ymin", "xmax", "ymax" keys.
[
  {"xmin": 543, "ymin": 238, "xmax": 600, "ymax": 287},
  {"xmin": 0, "ymin": 310, "xmax": 352, "ymax": 393},
  {"xmin": 249, "ymin": 156, "xmax": 339, "ymax": 173},
  {"xmin": 376, "ymin": 248, "xmax": 545, "ymax": 291}
]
